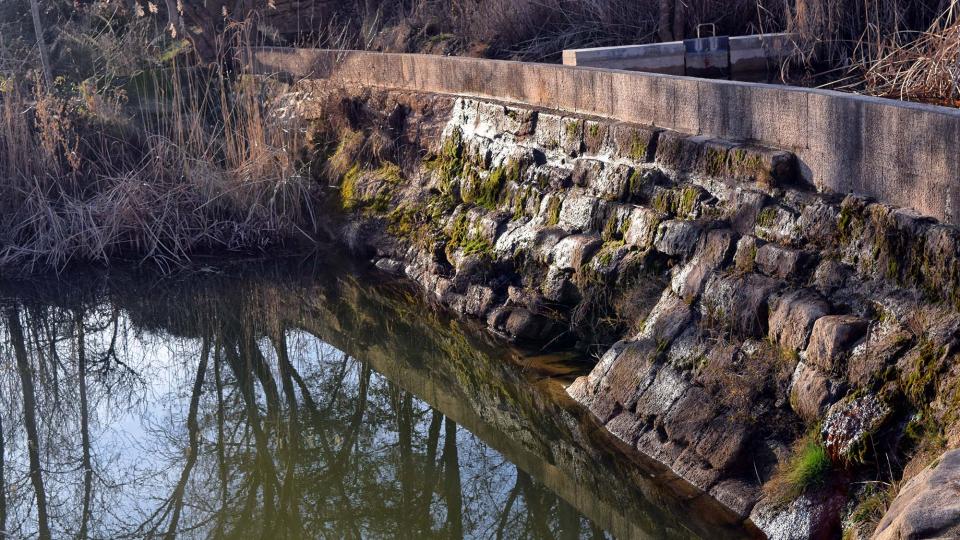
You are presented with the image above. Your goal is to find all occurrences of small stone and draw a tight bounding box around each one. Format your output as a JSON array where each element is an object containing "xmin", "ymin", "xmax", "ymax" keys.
[
  {"xmin": 733, "ymin": 235, "xmax": 763, "ymax": 272},
  {"xmin": 639, "ymin": 290, "xmax": 692, "ymax": 343},
  {"xmin": 768, "ymin": 289, "xmax": 831, "ymax": 353},
  {"xmin": 730, "ymin": 189, "xmax": 770, "ymax": 236},
  {"xmin": 624, "ymin": 207, "xmax": 664, "ymax": 248},
  {"xmin": 550, "ymin": 234, "xmax": 602, "ymax": 271},
  {"xmin": 846, "ymin": 322, "xmax": 912, "ymax": 388},
  {"xmin": 532, "ymin": 227, "xmax": 570, "ymax": 262},
  {"xmin": 557, "ymin": 194, "xmax": 601, "ymax": 233},
  {"xmin": 533, "ymin": 112, "xmax": 563, "ymax": 151},
  {"xmin": 493, "ymin": 219, "xmax": 539, "ymax": 257},
  {"xmin": 582, "ymin": 120, "xmax": 609, "ymax": 154},
  {"xmin": 570, "ymin": 158, "xmax": 604, "ymax": 187},
  {"xmin": 611, "ymin": 123, "xmax": 660, "ymax": 162},
  {"xmin": 500, "ymin": 307, "xmax": 563, "ymax": 345},
  {"xmin": 592, "ymin": 163, "xmax": 632, "ymax": 201},
  {"xmin": 701, "ymin": 272, "xmax": 781, "ymax": 337},
  {"xmin": 805, "ymin": 315, "xmax": 870, "ymax": 373},
  {"xmin": 671, "ymin": 229, "xmax": 736, "ymax": 302},
  {"xmin": 750, "ymin": 491, "xmax": 845, "ymax": 540},
  {"xmin": 811, "ymin": 259, "xmax": 852, "ymax": 294},
  {"xmin": 560, "ymin": 117, "xmax": 583, "ymax": 156},
  {"xmin": 755, "ymin": 243, "xmax": 804, "ymax": 279},
  {"xmin": 755, "ymin": 204, "xmax": 803, "ymax": 246},
  {"xmin": 672, "ymin": 447, "xmax": 723, "ymax": 490},
  {"xmin": 799, "ymin": 200, "xmax": 841, "ymax": 245},
  {"xmin": 709, "ymin": 479, "xmax": 760, "ymax": 520},
  {"xmin": 696, "ymin": 419, "xmax": 751, "ymax": 472},
  {"xmin": 654, "ymin": 219, "xmax": 703, "ymax": 258},
  {"xmin": 789, "ymin": 361, "xmax": 844, "ymax": 422},
  {"xmin": 462, "ymin": 285, "xmax": 498, "ymax": 317},
  {"xmin": 821, "ymin": 394, "xmax": 890, "ymax": 461},
  {"xmin": 542, "ymin": 266, "xmax": 577, "ymax": 304},
  {"xmin": 662, "ymin": 386, "xmax": 716, "ymax": 446},
  {"xmin": 374, "ymin": 258, "xmax": 404, "ymax": 275}
]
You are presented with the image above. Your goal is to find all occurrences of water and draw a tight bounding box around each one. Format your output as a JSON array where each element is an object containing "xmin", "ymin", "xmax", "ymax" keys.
[{"xmin": 0, "ymin": 257, "xmax": 755, "ymax": 539}]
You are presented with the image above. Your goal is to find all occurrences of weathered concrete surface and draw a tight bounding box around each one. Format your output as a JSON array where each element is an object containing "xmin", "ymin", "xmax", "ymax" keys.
[
  {"xmin": 562, "ymin": 41, "xmax": 686, "ymax": 74},
  {"xmin": 244, "ymin": 46, "xmax": 960, "ymax": 226}
]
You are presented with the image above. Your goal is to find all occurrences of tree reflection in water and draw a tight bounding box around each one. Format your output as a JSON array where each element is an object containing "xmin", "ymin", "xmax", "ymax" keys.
[{"xmin": 0, "ymin": 266, "xmax": 609, "ymax": 539}]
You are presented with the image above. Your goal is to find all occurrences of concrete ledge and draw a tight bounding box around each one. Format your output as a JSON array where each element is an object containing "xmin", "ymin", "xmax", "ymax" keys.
[
  {"xmin": 243, "ymin": 47, "xmax": 960, "ymax": 225},
  {"xmin": 563, "ymin": 33, "xmax": 797, "ymax": 79},
  {"xmin": 562, "ymin": 42, "xmax": 686, "ymax": 75}
]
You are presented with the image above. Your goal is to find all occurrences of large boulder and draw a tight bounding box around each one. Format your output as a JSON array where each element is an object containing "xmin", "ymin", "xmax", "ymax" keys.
[{"xmin": 873, "ymin": 449, "xmax": 960, "ymax": 540}]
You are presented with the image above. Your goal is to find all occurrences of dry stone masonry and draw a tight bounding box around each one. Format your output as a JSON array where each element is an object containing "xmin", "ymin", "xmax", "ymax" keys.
[{"xmin": 290, "ymin": 83, "xmax": 960, "ymax": 540}]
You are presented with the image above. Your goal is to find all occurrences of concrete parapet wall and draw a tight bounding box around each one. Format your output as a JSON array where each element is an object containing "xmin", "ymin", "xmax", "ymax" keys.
[{"xmin": 244, "ymin": 47, "xmax": 960, "ymax": 225}]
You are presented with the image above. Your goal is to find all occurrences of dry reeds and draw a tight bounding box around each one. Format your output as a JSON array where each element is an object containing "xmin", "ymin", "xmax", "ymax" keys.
[{"xmin": 0, "ymin": 21, "xmax": 316, "ymax": 273}]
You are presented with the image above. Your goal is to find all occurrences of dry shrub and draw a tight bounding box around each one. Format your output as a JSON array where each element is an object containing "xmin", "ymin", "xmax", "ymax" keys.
[
  {"xmin": 0, "ymin": 28, "xmax": 316, "ymax": 273},
  {"xmin": 789, "ymin": 0, "xmax": 960, "ymax": 103},
  {"xmin": 323, "ymin": 0, "xmax": 786, "ymax": 61}
]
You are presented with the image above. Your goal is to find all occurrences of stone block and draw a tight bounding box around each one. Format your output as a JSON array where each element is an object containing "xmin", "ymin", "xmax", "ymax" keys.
[
  {"xmin": 805, "ymin": 315, "xmax": 870, "ymax": 373},
  {"xmin": 768, "ymin": 289, "xmax": 830, "ymax": 353}
]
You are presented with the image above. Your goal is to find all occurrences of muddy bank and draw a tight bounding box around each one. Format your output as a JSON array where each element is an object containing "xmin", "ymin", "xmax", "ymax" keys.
[{"xmin": 290, "ymin": 83, "xmax": 960, "ymax": 539}]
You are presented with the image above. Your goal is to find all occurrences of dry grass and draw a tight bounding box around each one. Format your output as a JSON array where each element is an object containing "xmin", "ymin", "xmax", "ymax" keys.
[
  {"xmin": 322, "ymin": 0, "xmax": 786, "ymax": 61},
  {"xmin": 788, "ymin": 0, "xmax": 960, "ymax": 103},
  {"xmin": 0, "ymin": 17, "xmax": 316, "ymax": 273}
]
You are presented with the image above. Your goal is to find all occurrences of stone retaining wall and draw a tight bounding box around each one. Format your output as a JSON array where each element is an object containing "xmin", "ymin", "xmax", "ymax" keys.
[{"xmin": 244, "ymin": 46, "xmax": 960, "ymax": 226}]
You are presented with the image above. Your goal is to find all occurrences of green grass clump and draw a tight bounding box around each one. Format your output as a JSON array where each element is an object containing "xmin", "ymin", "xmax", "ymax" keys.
[
  {"xmin": 787, "ymin": 441, "xmax": 831, "ymax": 491},
  {"xmin": 766, "ymin": 435, "xmax": 832, "ymax": 502}
]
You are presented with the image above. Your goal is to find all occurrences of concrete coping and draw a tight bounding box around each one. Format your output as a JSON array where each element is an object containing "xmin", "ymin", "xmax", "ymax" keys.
[
  {"xmin": 563, "ymin": 33, "xmax": 798, "ymax": 65},
  {"xmin": 243, "ymin": 46, "xmax": 960, "ymax": 225}
]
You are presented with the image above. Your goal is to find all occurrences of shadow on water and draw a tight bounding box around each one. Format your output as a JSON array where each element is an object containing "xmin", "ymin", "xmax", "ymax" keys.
[{"xmin": 0, "ymin": 254, "xmax": 762, "ymax": 539}]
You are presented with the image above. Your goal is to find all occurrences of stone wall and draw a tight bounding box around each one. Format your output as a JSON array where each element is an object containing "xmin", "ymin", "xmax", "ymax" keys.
[
  {"xmin": 244, "ymin": 47, "xmax": 960, "ymax": 227},
  {"xmin": 288, "ymin": 81, "xmax": 960, "ymax": 539}
]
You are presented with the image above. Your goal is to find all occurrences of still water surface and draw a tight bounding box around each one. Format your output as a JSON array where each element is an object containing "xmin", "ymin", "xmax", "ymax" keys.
[{"xmin": 0, "ymin": 258, "xmax": 753, "ymax": 539}]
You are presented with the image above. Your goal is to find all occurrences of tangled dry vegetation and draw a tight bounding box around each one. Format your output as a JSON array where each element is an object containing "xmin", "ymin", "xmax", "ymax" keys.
[{"xmin": 0, "ymin": 2, "xmax": 317, "ymax": 272}]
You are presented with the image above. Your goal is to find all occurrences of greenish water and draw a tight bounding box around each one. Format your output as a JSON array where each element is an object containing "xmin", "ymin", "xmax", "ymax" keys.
[{"xmin": 0, "ymin": 258, "xmax": 753, "ymax": 539}]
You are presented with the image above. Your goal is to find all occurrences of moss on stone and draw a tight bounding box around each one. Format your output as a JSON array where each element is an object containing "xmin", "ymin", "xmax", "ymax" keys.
[
  {"xmin": 512, "ymin": 186, "xmax": 531, "ymax": 220},
  {"xmin": 677, "ymin": 186, "xmax": 701, "ymax": 217},
  {"xmin": 838, "ymin": 202, "xmax": 865, "ymax": 244},
  {"xmin": 376, "ymin": 162, "xmax": 404, "ymax": 184},
  {"xmin": 627, "ymin": 169, "xmax": 647, "ymax": 199},
  {"xmin": 546, "ymin": 196, "xmax": 562, "ymax": 227},
  {"xmin": 729, "ymin": 147, "xmax": 768, "ymax": 182},
  {"xmin": 340, "ymin": 164, "xmax": 362, "ymax": 210},
  {"xmin": 756, "ymin": 206, "xmax": 779, "ymax": 228},
  {"xmin": 445, "ymin": 212, "xmax": 493, "ymax": 259},
  {"xmin": 704, "ymin": 147, "xmax": 729, "ymax": 177},
  {"xmin": 903, "ymin": 340, "xmax": 944, "ymax": 406},
  {"xmin": 628, "ymin": 133, "xmax": 648, "ymax": 161}
]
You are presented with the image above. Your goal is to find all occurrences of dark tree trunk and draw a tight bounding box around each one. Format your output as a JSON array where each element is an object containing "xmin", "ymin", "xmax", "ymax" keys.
[
  {"xmin": 8, "ymin": 306, "xmax": 51, "ymax": 540},
  {"xmin": 672, "ymin": 0, "xmax": 687, "ymax": 41},
  {"xmin": 77, "ymin": 312, "xmax": 92, "ymax": 540},
  {"xmin": 659, "ymin": 0, "xmax": 674, "ymax": 41},
  {"xmin": 164, "ymin": 334, "xmax": 210, "ymax": 540}
]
